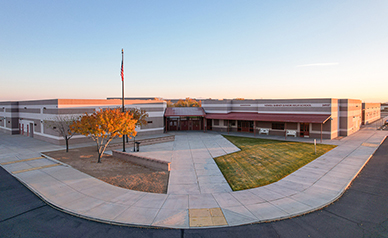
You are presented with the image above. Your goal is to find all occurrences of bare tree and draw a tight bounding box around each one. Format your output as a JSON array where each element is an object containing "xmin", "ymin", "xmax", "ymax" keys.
[
  {"xmin": 127, "ymin": 108, "xmax": 149, "ymax": 150},
  {"xmin": 44, "ymin": 115, "xmax": 79, "ymax": 152},
  {"xmin": 128, "ymin": 108, "xmax": 149, "ymax": 127}
]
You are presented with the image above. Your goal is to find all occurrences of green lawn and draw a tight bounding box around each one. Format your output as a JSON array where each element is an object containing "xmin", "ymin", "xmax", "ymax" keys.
[{"xmin": 214, "ymin": 135, "xmax": 337, "ymax": 191}]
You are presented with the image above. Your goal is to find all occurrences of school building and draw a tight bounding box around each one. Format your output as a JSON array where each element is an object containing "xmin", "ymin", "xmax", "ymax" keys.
[
  {"xmin": 0, "ymin": 99, "xmax": 166, "ymax": 145},
  {"xmin": 362, "ymin": 103, "xmax": 381, "ymax": 125},
  {"xmin": 0, "ymin": 98, "xmax": 381, "ymax": 144},
  {"xmin": 165, "ymin": 98, "xmax": 381, "ymax": 140}
]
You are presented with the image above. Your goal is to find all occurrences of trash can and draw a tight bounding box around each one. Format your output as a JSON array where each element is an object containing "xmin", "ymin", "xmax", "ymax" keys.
[{"xmin": 135, "ymin": 142, "xmax": 141, "ymax": 152}]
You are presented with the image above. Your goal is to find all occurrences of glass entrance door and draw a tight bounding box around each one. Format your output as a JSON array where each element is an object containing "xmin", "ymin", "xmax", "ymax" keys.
[
  {"xmin": 238, "ymin": 121, "xmax": 254, "ymax": 133},
  {"xmin": 300, "ymin": 123, "xmax": 310, "ymax": 137}
]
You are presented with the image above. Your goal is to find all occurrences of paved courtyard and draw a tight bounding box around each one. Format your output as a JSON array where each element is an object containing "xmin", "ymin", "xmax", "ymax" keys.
[
  {"xmin": 0, "ymin": 121, "xmax": 387, "ymax": 228},
  {"xmin": 129, "ymin": 133, "xmax": 239, "ymax": 195}
]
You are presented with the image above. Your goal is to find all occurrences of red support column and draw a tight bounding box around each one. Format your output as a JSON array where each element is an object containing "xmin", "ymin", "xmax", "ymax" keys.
[
  {"xmin": 165, "ymin": 117, "xmax": 168, "ymax": 133},
  {"xmin": 254, "ymin": 121, "xmax": 256, "ymax": 137},
  {"xmin": 284, "ymin": 123, "xmax": 287, "ymax": 140}
]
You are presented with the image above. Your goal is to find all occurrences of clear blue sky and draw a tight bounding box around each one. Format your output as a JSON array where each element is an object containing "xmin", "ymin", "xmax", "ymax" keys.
[{"xmin": 1, "ymin": 0, "xmax": 387, "ymax": 102}]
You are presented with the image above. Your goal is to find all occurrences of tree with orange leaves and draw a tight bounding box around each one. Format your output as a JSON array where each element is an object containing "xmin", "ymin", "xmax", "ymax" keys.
[
  {"xmin": 70, "ymin": 108, "xmax": 137, "ymax": 163},
  {"xmin": 174, "ymin": 97, "xmax": 202, "ymax": 107},
  {"xmin": 166, "ymin": 100, "xmax": 174, "ymax": 108}
]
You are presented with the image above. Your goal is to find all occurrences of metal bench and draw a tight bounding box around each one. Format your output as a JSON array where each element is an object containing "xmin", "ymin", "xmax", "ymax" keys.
[
  {"xmin": 259, "ymin": 128, "xmax": 270, "ymax": 135},
  {"xmin": 286, "ymin": 130, "xmax": 297, "ymax": 137}
]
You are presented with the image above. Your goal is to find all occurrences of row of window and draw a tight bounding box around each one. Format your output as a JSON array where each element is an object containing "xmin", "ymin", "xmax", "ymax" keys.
[{"xmin": 212, "ymin": 120, "xmax": 285, "ymax": 130}]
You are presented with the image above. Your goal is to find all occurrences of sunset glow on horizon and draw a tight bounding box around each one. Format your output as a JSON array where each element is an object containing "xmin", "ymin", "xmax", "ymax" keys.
[{"xmin": 1, "ymin": 1, "xmax": 387, "ymax": 103}]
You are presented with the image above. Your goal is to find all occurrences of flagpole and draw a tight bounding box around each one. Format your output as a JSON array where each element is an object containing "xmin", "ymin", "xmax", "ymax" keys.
[{"xmin": 121, "ymin": 48, "xmax": 126, "ymax": 152}]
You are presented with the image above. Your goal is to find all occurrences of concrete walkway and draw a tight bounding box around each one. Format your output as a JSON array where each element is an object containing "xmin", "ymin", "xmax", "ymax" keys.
[
  {"xmin": 126, "ymin": 133, "xmax": 239, "ymax": 195},
  {"xmin": 0, "ymin": 122, "xmax": 387, "ymax": 229}
]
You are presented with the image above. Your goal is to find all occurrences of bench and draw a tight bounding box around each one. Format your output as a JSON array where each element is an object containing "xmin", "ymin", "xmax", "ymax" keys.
[
  {"xmin": 286, "ymin": 130, "xmax": 297, "ymax": 137},
  {"xmin": 107, "ymin": 135, "xmax": 175, "ymax": 150},
  {"xmin": 259, "ymin": 128, "xmax": 270, "ymax": 135}
]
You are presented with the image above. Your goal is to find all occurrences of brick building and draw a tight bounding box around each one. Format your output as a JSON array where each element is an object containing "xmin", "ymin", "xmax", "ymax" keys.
[{"xmin": 0, "ymin": 99, "xmax": 166, "ymax": 145}]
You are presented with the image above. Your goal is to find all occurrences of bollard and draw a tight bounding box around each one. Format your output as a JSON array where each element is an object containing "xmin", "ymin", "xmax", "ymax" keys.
[{"xmin": 135, "ymin": 142, "xmax": 141, "ymax": 152}]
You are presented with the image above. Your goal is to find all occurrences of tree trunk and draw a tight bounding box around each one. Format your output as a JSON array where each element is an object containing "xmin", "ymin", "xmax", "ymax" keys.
[
  {"xmin": 97, "ymin": 152, "xmax": 101, "ymax": 163},
  {"xmin": 65, "ymin": 137, "xmax": 69, "ymax": 152}
]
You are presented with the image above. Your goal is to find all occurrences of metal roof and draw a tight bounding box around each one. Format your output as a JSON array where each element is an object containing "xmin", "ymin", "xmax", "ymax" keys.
[
  {"xmin": 205, "ymin": 112, "xmax": 331, "ymax": 124},
  {"xmin": 165, "ymin": 107, "xmax": 206, "ymax": 117}
]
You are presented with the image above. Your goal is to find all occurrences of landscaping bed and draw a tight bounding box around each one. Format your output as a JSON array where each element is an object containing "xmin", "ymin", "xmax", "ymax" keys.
[
  {"xmin": 214, "ymin": 135, "xmax": 337, "ymax": 191},
  {"xmin": 43, "ymin": 146, "xmax": 169, "ymax": 194}
]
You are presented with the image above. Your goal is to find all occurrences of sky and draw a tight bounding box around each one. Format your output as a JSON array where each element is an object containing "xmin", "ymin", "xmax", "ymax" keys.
[{"xmin": 1, "ymin": 0, "xmax": 387, "ymax": 102}]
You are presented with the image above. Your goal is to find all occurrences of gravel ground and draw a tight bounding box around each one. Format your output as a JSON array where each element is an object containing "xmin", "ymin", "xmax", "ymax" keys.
[{"xmin": 43, "ymin": 146, "xmax": 169, "ymax": 194}]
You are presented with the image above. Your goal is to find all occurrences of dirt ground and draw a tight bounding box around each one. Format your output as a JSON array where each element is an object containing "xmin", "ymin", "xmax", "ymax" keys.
[{"xmin": 43, "ymin": 146, "xmax": 169, "ymax": 194}]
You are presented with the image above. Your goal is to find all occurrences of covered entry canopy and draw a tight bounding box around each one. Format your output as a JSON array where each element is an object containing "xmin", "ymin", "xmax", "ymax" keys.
[
  {"xmin": 165, "ymin": 107, "xmax": 206, "ymax": 132},
  {"xmin": 205, "ymin": 112, "xmax": 331, "ymax": 124}
]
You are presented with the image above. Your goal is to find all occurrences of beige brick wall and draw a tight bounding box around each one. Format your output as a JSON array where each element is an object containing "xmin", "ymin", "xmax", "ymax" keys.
[{"xmin": 362, "ymin": 103, "xmax": 381, "ymax": 124}]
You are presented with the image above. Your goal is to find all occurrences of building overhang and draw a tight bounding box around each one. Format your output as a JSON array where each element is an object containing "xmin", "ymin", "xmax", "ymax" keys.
[
  {"xmin": 165, "ymin": 107, "xmax": 206, "ymax": 117},
  {"xmin": 205, "ymin": 112, "xmax": 331, "ymax": 124}
]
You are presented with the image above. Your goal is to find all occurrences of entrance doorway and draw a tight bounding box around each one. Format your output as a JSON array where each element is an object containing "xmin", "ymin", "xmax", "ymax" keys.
[
  {"xmin": 180, "ymin": 120, "xmax": 189, "ymax": 130},
  {"xmin": 29, "ymin": 123, "xmax": 34, "ymax": 137},
  {"xmin": 238, "ymin": 121, "xmax": 254, "ymax": 133},
  {"xmin": 166, "ymin": 117, "xmax": 203, "ymax": 131},
  {"xmin": 168, "ymin": 119, "xmax": 178, "ymax": 131},
  {"xmin": 300, "ymin": 123, "xmax": 310, "ymax": 137},
  {"xmin": 207, "ymin": 119, "xmax": 212, "ymax": 131},
  {"xmin": 192, "ymin": 120, "xmax": 201, "ymax": 130}
]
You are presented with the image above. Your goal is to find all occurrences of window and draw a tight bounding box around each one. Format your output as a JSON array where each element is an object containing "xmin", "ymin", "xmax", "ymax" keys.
[
  {"xmin": 147, "ymin": 121, "xmax": 153, "ymax": 124},
  {"xmin": 214, "ymin": 119, "xmax": 219, "ymax": 126},
  {"xmin": 224, "ymin": 120, "xmax": 228, "ymax": 126},
  {"xmin": 272, "ymin": 123, "xmax": 284, "ymax": 130}
]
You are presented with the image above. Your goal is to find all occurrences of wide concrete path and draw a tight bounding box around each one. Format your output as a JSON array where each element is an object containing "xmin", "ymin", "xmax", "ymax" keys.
[
  {"xmin": 127, "ymin": 133, "xmax": 239, "ymax": 195},
  {"xmin": 0, "ymin": 122, "xmax": 387, "ymax": 229}
]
